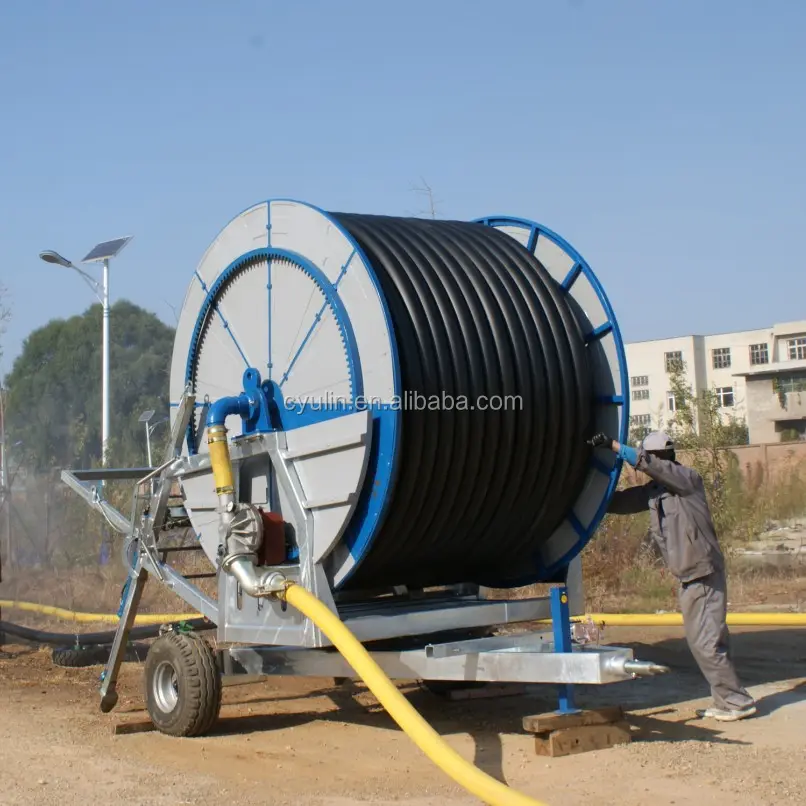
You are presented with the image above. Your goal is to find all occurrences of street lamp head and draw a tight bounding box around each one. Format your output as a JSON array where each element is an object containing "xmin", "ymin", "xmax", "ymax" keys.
[
  {"xmin": 138, "ymin": 409, "xmax": 156, "ymax": 424},
  {"xmin": 39, "ymin": 250, "xmax": 73, "ymax": 268}
]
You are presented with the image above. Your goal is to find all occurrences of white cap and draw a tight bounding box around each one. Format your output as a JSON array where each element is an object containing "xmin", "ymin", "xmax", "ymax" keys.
[{"xmin": 642, "ymin": 431, "xmax": 674, "ymax": 451}]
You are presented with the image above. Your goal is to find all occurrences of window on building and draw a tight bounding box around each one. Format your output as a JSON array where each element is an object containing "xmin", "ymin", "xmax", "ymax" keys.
[
  {"xmin": 630, "ymin": 414, "xmax": 651, "ymax": 426},
  {"xmin": 712, "ymin": 347, "xmax": 731, "ymax": 369},
  {"xmin": 788, "ymin": 337, "xmax": 806, "ymax": 361},
  {"xmin": 749, "ymin": 343, "xmax": 769, "ymax": 365},
  {"xmin": 716, "ymin": 387, "xmax": 734, "ymax": 408},
  {"xmin": 666, "ymin": 391, "xmax": 676, "ymax": 412},
  {"xmin": 665, "ymin": 351, "xmax": 683, "ymax": 372},
  {"xmin": 631, "ymin": 375, "xmax": 649, "ymax": 387},
  {"xmin": 777, "ymin": 373, "xmax": 806, "ymax": 394},
  {"xmin": 631, "ymin": 389, "xmax": 650, "ymax": 401}
]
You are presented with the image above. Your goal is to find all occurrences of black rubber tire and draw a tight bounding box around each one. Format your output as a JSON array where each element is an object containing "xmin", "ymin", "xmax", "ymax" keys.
[
  {"xmin": 52, "ymin": 646, "xmax": 111, "ymax": 668},
  {"xmin": 143, "ymin": 631, "xmax": 222, "ymax": 737}
]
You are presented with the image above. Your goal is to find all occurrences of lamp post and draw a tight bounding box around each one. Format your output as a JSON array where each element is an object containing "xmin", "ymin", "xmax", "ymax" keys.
[
  {"xmin": 138, "ymin": 409, "xmax": 168, "ymax": 468},
  {"xmin": 39, "ymin": 236, "xmax": 132, "ymax": 466}
]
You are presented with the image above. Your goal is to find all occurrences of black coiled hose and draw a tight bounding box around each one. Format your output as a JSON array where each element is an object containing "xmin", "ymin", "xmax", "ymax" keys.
[
  {"xmin": 331, "ymin": 214, "xmax": 593, "ymax": 591},
  {"xmin": 0, "ymin": 618, "xmax": 213, "ymax": 646}
]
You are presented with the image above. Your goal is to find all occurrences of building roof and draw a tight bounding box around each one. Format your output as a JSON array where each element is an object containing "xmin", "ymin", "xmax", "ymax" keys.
[
  {"xmin": 733, "ymin": 358, "xmax": 806, "ymax": 378},
  {"xmin": 625, "ymin": 319, "xmax": 806, "ymax": 348}
]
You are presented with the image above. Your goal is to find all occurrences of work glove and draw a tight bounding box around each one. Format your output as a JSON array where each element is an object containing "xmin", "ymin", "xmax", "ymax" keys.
[{"xmin": 587, "ymin": 432, "xmax": 614, "ymax": 450}]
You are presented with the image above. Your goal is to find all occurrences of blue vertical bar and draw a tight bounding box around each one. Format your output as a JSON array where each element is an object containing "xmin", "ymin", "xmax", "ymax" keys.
[
  {"xmin": 550, "ymin": 585, "xmax": 578, "ymax": 714},
  {"xmin": 267, "ymin": 204, "xmax": 273, "ymax": 380}
]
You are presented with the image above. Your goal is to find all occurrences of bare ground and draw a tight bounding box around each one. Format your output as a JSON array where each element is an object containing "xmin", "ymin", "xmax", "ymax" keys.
[{"xmin": 1, "ymin": 625, "xmax": 805, "ymax": 806}]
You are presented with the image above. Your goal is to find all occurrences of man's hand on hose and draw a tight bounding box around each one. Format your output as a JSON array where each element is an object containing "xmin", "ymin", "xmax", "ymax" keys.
[{"xmin": 587, "ymin": 432, "xmax": 615, "ymax": 451}]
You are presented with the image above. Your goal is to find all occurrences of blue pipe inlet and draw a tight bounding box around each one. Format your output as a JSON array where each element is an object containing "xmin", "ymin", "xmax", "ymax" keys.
[{"xmin": 206, "ymin": 368, "xmax": 279, "ymax": 434}]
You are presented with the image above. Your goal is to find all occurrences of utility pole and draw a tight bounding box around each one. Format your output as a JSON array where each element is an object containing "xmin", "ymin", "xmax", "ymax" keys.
[
  {"xmin": 39, "ymin": 236, "xmax": 131, "ymax": 469},
  {"xmin": 101, "ymin": 257, "xmax": 110, "ymax": 464},
  {"xmin": 0, "ymin": 387, "xmax": 7, "ymax": 645}
]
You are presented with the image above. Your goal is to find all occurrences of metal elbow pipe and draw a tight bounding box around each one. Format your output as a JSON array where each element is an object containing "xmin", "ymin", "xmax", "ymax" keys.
[
  {"xmin": 207, "ymin": 392, "xmax": 281, "ymax": 598},
  {"xmin": 225, "ymin": 556, "xmax": 287, "ymax": 597},
  {"xmin": 207, "ymin": 394, "xmax": 250, "ymax": 430}
]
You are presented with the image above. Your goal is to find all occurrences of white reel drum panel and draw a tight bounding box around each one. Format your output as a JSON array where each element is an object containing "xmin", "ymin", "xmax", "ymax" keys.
[{"xmin": 169, "ymin": 200, "xmax": 401, "ymax": 588}]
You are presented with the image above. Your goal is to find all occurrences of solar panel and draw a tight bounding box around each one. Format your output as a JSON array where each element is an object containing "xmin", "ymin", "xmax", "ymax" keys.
[
  {"xmin": 138, "ymin": 409, "xmax": 156, "ymax": 423},
  {"xmin": 81, "ymin": 236, "xmax": 133, "ymax": 263}
]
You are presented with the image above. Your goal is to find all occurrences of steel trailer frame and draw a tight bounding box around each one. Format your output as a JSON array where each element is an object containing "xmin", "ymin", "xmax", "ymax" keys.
[{"xmin": 62, "ymin": 390, "xmax": 666, "ymax": 721}]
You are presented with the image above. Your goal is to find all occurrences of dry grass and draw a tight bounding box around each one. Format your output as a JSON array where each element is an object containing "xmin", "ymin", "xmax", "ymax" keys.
[
  {"xmin": 578, "ymin": 456, "xmax": 806, "ymax": 612},
  {"xmin": 0, "ymin": 537, "xmax": 216, "ymax": 625}
]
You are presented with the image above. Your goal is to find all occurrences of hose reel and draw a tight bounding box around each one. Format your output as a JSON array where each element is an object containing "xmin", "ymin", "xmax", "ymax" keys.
[{"xmin": 169, "ymin": 200, "xmax": 628, "ymax": 593}]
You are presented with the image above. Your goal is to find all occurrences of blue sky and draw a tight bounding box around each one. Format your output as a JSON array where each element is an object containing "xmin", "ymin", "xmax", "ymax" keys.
[{"xmin": 1, "ymin": 0, "xmax": 804, "ymax": 376}]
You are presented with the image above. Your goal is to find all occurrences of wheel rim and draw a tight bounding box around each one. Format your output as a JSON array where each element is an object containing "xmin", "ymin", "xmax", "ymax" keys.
[{"xmin": 153, "ymin": 661, "xmax": 179, "ymax": 713}]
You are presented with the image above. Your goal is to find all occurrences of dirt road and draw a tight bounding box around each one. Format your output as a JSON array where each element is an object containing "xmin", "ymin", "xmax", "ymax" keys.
[{"xmin": 1, "ymin": 626, "xmax": 805, "ymax": 806}]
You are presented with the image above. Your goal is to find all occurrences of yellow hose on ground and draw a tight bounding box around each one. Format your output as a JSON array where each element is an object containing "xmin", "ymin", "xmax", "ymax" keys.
[
  {"xmin": 582, "ymin": 612, "xmax": 806, "ymax": 627},
  {"xmin": 280, "ymin": 582, "xmax": 548, "ymax": 806},
  {"xmin": 3, "ymin": 599, "xmax": 806, "ymax": 627},
  {"xmin": 0, "ymin": 600, "xmax": 200, "ymax": 625}
]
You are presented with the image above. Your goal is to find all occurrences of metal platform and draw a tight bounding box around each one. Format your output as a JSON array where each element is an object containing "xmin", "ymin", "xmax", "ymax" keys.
[{"xmin": 221, "ymin": 631, "xmax": 663, "ymax": 686}]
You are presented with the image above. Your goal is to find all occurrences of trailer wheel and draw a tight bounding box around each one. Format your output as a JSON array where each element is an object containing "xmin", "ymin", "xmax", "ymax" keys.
[
  {"xmin": 52, "ymin": 643, "xmax": 150, "ymax": 668},
  {"xmin": 143, "ymin": 631, "xmax": 221, "ymax": 737},
  {"xmin": 52, "ymin": 645, "xmax": 111, "ymax": 668}
]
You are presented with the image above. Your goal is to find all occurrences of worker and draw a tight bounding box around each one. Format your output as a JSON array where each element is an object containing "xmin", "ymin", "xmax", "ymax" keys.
[{"xmin": 588, "ymin": 430, "xmax": 757, "ymax": 722}]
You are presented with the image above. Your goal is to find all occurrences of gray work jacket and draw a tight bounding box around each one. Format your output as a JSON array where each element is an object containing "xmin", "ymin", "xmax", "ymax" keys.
[{"xmin": 607, "ymin": 450, "xmax": 725, "ymax": 583}]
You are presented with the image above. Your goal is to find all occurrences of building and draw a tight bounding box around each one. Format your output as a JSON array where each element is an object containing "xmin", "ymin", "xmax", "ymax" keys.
[{"xmin": 624, "ymin": 319, "xmax": 806, "ymax": 444}]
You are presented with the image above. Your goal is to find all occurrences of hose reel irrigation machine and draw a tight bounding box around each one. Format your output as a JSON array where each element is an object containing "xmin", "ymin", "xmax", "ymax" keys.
[{"xmin": 64, "ymin": 199, "xmax": 667, "ymax": 756}]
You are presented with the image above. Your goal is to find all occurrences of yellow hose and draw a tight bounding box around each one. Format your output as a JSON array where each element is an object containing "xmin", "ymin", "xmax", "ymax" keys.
[
  {"xmin": 3, "ymin": 599, "xmax": 806, "ymax": 627},
  {"xmin": 582, "ymin": 612, "xmax": 806, "ymax": 627},
  {"xmin": 281, "ymin": 581, "xmax": 548, "ymax": 806},
  {"xmin": 0, "ymin": 600, "xmax": 200, "ymax": 625}
]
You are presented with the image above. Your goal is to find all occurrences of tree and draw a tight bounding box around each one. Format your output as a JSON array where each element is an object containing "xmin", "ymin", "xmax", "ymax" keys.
[
  {"xmin": 664, "ymin": 358, "xmax": 749, "ymax": 450},
  {"xmin": 663, "ymin": 358, "xmax": 749, "ymax": 538},
  {"xmin": 3, "ymin": 300, "xmax": 174, "ymax": 471}
]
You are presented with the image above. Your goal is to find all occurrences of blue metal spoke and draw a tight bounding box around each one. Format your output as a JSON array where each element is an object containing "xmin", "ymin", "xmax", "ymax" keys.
[
  {"xmin": 526, "ymin": 226, "xmax": 538, "ymax": 253},
  {"xmin": 585, "ymin": 322, "xmax": 614, "ymax": 344},
  {"xmin": 194, "ymin": 271, "xmax": 209, "ymax": 293},
  {"xmin": 194, "ymin": 272, "xmax": 249, "ymax": 368},
  {"xmin": 279, "ymin": 250, "xmax": 356, "ymax": 390},
  {"xmin": 561, "ymin": 262, "xmax": 582, "ymax": 290},
  {"xmin": 596, "ymin": 394, "xmax": 624, "ymax": 405},
  {"xmin": 567, "ymin": 511, "xmax": 586, "ymax": 540},
  {"xmin": 279, "ymin": 305, "xmax": 327, "ymax": 387},
  {"xmin": 214, "ymin": 306, "xmax": 249, "ymax": 367},
  {"xmin": 334, "ymin": 250, "xmax": 355, "ymax": 288}
]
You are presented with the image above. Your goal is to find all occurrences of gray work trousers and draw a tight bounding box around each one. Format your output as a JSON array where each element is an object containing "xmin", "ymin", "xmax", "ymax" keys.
[{"xmin": 678, "ymin": 570, "xmax": 754, "ymax": 710}]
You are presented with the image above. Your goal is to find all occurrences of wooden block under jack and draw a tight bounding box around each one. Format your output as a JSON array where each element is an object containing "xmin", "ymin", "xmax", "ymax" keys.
[
  {"xmin": 533, "ymin": 721, "xmax": 632, "ymax": 757},
  {"xmin": 522, "ymin": 705, "xmax": 624, "ymax": 734},
  {"xmin": 522, "ymin": 706, "xmax": 631, "ymax": 758}
]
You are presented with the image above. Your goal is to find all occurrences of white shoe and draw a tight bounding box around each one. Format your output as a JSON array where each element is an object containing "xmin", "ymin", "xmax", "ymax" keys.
[{"xmin": 695, "ymin": 705, "xmax": 757, "ymax": 722}]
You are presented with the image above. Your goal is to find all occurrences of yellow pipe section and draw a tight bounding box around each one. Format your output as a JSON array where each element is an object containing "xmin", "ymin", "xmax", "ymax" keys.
[
  {"xmin": 581, "ymin": 612, "xmax": 806, "ymax": 627},
  {"xmin": 280, "ymin": 581, "xmax": 549, "ymax": 806},
  {"xmin": 207, "ymin": 423, "xmax": 235, "ymax": 494},
  {"xmin": 0, "ymin": 600, "xmax": 202, "ymax": 625},
  {"xmin": 3, "ymin": 600, "xmax": 806, "ymax": 627}
]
